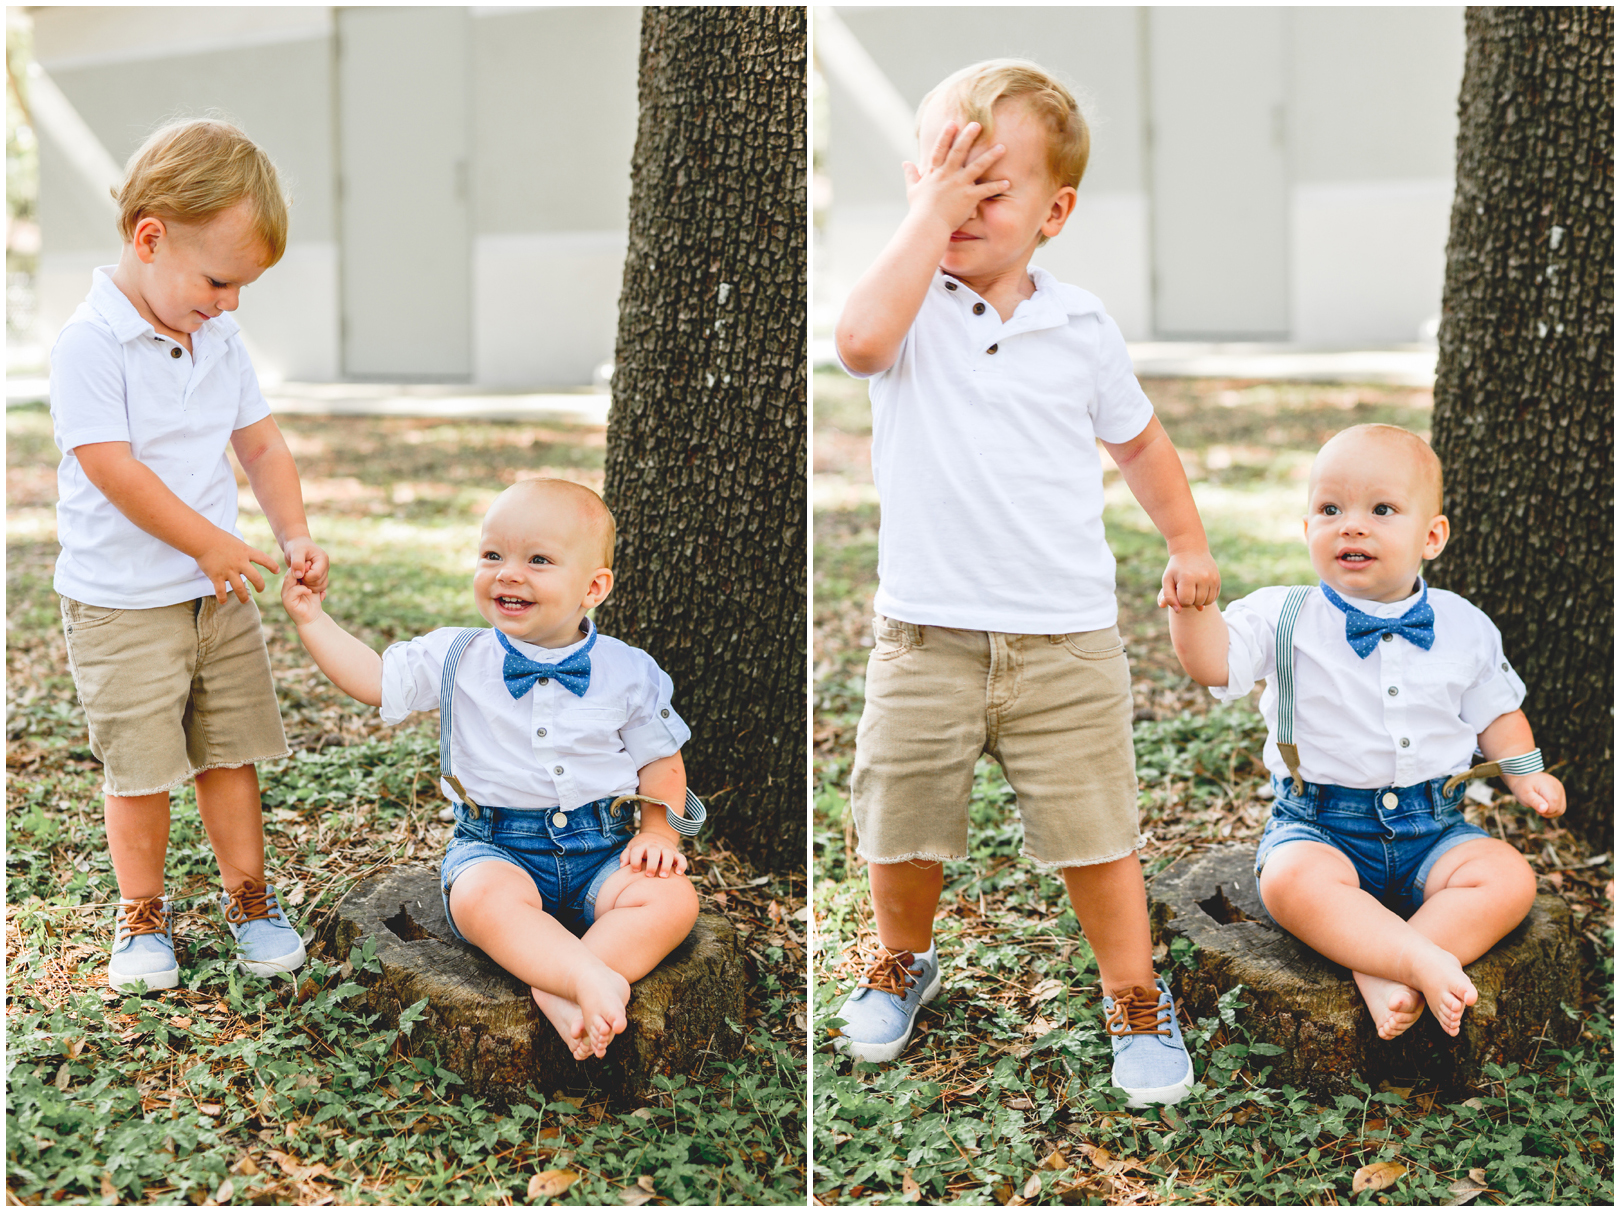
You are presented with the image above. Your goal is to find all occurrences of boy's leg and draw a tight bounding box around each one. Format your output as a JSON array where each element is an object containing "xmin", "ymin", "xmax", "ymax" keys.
[
  {"xmin": 870, "ymin": 858, "xmax": 944, "ymax": 953},
  {"xmin": 449, "ymin": 859, "xmax": 630, "ymax": 1057},
  {"xmin": 1407, "ymin": 837, "xmax": 1538, "ymax": 963},
  {"xmin": 1259, "ymin": 840, "xmax": 1478, "ymax": 1035},
  {"xmin": 106, "ymin": 791, "xmax": 172, "ymax": 900},
  {"xmin": 193, "ymin": 764, "xmax": 267, "ymax": 889},
  {"xmin": 1059, "ymin": 855, "xmax": 1157, "ymax": 994}
]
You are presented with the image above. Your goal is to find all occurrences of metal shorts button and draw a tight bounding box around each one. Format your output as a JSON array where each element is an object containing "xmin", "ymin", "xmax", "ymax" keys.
[
  {"xmin": 552, "ymin": 812, "xmax": 567, "ymax": 828},
  {"xmin": 1381, "ymin": 792, "xmax": 1399, "ymax": 809}
]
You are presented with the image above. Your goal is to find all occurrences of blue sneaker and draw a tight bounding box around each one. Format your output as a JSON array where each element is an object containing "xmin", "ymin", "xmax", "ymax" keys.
[
  {"xmin": 1103, "ymin": 978, "xmax": 1194, "ymax": 1107},
  {"xmin": 219, "ymin": 878, "xmax": 305, "ymax": 978},
  {"xmin": 833, "ymin": 946, "xmax": 942, "ymax": 1062},
  {"xmin": 109, "ymin": 896, "xmax": 181, "ymax": 991}
]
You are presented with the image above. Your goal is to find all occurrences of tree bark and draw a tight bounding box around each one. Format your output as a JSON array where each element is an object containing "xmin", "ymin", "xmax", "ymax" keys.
[
  {"xmin": 599, "ymin": 7, "xmax": 807, "ymax": 872},
  {"xmin": 1427, "ymin": 7, "xmax": 1613, "ymax": 849}
]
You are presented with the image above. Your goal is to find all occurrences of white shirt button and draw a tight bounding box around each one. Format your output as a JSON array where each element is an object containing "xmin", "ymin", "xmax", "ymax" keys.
[
  {"xmin": 552, "ymin": 812, "xmax": 567, "ymax": 828},
  {"xmin": 660, "ymin": 709, "xmax": 670, "ymax": 718},
  {"xmin": 553, "ymin": 765, "xmax": 564, "ymax": 775},
  {"xmin": 1388, "ymin": 686, "xmax": 1399, "ymax": 696},
  {"xmin": 1381, "ymin": 792, "xmax": 1399, "ymax": 809},
  {"xmin": 536, "ymin": 727, "xmax": 547, "ymax": 737},
  {"xmin": 1400, "ymin": 737, "xmax": 1410, "ymax": 748}
]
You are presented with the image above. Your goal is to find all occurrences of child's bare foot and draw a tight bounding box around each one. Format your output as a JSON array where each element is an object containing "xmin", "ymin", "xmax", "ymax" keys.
[
  {"xmin": 1353, "ymin": 971, "xmax": 1426, "ymax": 1039},
  {"xmin": 1404, "ymin": 945, "xmax": 1478, "ymax": 1036},
  {"xmin": 532, "ymin": 988, "xmax": 596, "ymax": 1061},
  {"xmin": 571, "ymin": 963, "xmax": 632, "ymax": 1058}
]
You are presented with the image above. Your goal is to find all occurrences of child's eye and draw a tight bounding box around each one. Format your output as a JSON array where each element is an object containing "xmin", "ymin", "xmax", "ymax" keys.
[
  {"xmin": 208, "ymin": 278, "xmax": 227, "ymax": 289},
  {"xmin": 529, "ymin": 555, "xmax": 551, "ymax": 566},
  {"xmin": 481, "ymin": 551, "xmax": 501, "ymax": 562},
  {"xmin": 1321, "ymin": 504, "xmax": 1340, "ymax": 516},
  {"xmin": 1372, "ymin": 503, "xmax": 1394, "ymax": 516}
]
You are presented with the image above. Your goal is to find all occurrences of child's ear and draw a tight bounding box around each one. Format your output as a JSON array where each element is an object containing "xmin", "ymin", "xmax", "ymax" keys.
[
  {"xmin": 131, "ymin": 215, "xmax": 167, "ymax": 264},
  {"xmin": 1423, "ymin": 514, "xmax": 1450, "ymax": 561},
  {"xmin": 584, "ymin": 567, "xmax": 614, "ymax": 609},
  {"xmin": 1042, "ymin": 185, "xmax": 1079, "ymax": 240}
]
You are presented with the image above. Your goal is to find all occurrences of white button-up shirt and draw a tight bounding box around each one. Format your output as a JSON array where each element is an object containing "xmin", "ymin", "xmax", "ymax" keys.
[
  {"xmin": 1212, "ymin": 583, "xmax": 1526, "ymax": 789},
  {"xmin": 379, "ymin": 623, "xmax": 691, "ymax": 811},
  {"xmin": 50, "ymin": 267, "xmax": 273, "ymax": 609},
  {"xmin": 840, "ymin": 265, "xmax": 1154, "ymax": 634}
]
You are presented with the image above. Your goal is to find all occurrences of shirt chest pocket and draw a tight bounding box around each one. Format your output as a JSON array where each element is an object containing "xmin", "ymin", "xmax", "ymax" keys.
[
  {"xmin": 566, "ymin": 705, "xmax": 630, "ymax": 732},
  {"xmin": 1407, "ymin": 659, "xmax": 1476, "ymax": 715}
]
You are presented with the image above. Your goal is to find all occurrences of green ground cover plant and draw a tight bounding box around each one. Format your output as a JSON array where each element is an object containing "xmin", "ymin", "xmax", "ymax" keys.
[
  {"xmin": 6, "ymin": 407, "xmax": 806, "ymax": 1205},
  {"xmin": 811, "ymin": 371, "xmax": 1613, "ymax": 1206}
]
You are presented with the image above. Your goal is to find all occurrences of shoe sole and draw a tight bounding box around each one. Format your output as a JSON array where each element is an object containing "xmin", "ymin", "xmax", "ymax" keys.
[
  {"xmin": 1117, "ymin": 1055, "xmax": 1195, "ymax": 1109},
  {"xmin": 236, "ymin": 938, "xmax": 306, "ymax": 978},
  {"xmin": 108, "ymin": 964, "xmax": 180, "ymax": 992},
  {"xmin": 838, "ymin": 966, "xmax": 944, "ymax": 1064}
]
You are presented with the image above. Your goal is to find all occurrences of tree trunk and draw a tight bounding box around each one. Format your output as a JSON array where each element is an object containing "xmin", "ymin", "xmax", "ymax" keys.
[
  {"xmin": 599, "ymin": 7, "xmax": 807, "ymax": 872},
  {"xmin": 1427, "ymin": 7, "xmax": 1613, "ymax": 849}
]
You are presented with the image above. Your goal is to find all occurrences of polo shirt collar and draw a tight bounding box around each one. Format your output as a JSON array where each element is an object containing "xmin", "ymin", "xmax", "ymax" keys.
[
  {"xmin": 936, "ymin": 266, "xmax": 1104, "ymax": 340},
  {"xmin": 88, "ymin": 265, "xmax": 242, "ymax": 349}
]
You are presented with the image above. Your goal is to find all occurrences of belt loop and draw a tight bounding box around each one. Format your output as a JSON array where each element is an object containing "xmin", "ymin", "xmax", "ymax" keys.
[{"xmin": 909, "ymin": 622, "xmax": 924, "ymax": 647}]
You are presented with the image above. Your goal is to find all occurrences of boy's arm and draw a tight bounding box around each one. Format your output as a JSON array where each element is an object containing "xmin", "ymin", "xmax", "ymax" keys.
[
  {"xmin": 835, "ymin": 121, "xmax": 1008, "ymax": 375},
  {"xmin": 282, "ymin": 573, "xmax": 383, "ymax": 707},
  {"xmin": 232, "ymin": 415, "xmax": 329, "ymax": 593},
  {"xmin": 1164, "ymin": 597, "xmax": 1231, "ymax": 687},
  {"xmin": 74, "ymin": 440, "xmax": 280, "ymax": 603},
  {"xmin": 1102, "ymin": 416, "xmax": 1220, "ymax": 609},
  {"xmin": 1477, "ymin": 710, "xmax": 1565, "ymax": 818},
  {"xmin": 621, "ymin": 752, "xmax": 688, "ymax": 878}
]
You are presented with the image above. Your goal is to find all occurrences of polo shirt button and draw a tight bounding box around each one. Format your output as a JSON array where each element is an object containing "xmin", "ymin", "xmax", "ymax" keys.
[
  {"xmin": 987, "ymin": 344, "xmax": 998, "ymax": 354},
  {"xmin": 553, "ymin": 765, "xmax": 564, "ymax": 775},
  {"xmin": 973, "ymin": 302, "xmax": 986, "ymax": 315},
  {"xmin": 1387, "ymin": 686, "xmax": 1398, "ymax": 696},
  {"xmin": 945, "ymin": 280, "xmax": 957, "ymax": 291},
  {"xmin": 1381, "ymin": 792, "xmax": 1399, "ymax": 809},
  {"xmin": 552, "ymin": 812, "xmax": 567, "ymax": 828},
  {"xmin": 536, "ymin": 727, "xmax": 547, "ymax": 737},
  {"xmin": 660, "ymin": 708, "xmax": 670, "ymax": 718},
  {"xmin": 1400, "ymin": 737, "xmax": 1410, "ymax": 748},
  {"xmin": 538, "ymin": 677, "xmax": 549, "ymax": 685},
  {"xmin": 170, "ymin": 346, "xmax": 182, "ymax": 358}
]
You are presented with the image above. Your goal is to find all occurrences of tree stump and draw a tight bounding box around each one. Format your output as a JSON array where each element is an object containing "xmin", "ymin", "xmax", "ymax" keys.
[
  {"xmin": 327, "ymin": 864, "xmax": 746, "ymax": 1105},
  {"xmin": 1147, "ymin": 843, "xmax": 1580, "ymax": 1095}
]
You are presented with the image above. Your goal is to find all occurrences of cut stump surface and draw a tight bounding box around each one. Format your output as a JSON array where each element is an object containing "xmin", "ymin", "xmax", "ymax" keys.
[
  {"xmin": 1147, "ymin": 843, "xmax": 1579, "ymax": 1094},
  {"xmin": 329, "ymin": 864, "xmax": 745, "ymax": 1104}
]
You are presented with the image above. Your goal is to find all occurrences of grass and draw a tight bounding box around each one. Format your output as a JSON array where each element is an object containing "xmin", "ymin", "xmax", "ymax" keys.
[
  {"xmin": 6, "ymin": 404, "xmax": 806, "ymax": 1205},
  {"xmin": 810, "ymin": 370, "xmax": 1614, "ymax": 1206}
]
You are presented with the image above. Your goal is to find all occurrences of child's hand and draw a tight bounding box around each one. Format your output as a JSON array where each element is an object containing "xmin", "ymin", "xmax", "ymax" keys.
[
  {"xmin": 283, "ymin": 536, "xmax": 330, "ymax": 595},
  {"xmin": 903, "ymin": 120, "xmax": 1009, "ymax": 234},
  {"xmin": 199, "ymin": 532, "xmax": 280, "ymax": 603},
  {"xmin": 620, "ymin": 832, "xmax": 687, "ymax": 879},
  {"xmin": 1507, "ymin": 771, "xmax": 1565, "ymax": 818},
  {"xmin": 1160, "ymin": 550, "xmax": 1221, "ymax": 612},
  {"xmin": 281, "ymin": 565, "xmax": 326, "ymax": 626}
]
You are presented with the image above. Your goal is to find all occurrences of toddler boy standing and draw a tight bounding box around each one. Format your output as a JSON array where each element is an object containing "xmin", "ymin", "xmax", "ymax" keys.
[
  {"xmin": 1165, "ymin": 425, "xmax": 1563, "ymax": 1040},
  {"xmin": 833, "ymin": 60, "xmax": 1215, "ymax": 1106},
  {"xmin": 50, "ymin": 120, "xmax": 326, "ymax": 990}
]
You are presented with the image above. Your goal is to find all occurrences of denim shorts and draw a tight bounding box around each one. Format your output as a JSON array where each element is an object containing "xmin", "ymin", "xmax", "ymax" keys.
[
  {"xmin": 439, "ymin": 795, "xmax": 634, "ymax": 942},
  {"xmin": 1254, "ymin": 775, "xmax": 1491, "ymax": 917}
]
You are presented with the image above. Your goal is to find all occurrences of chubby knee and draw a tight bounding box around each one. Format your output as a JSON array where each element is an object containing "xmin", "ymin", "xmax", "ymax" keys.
[
  {"xmin": 449, "ymin": 861, "xmax": 540, "ymax": 931},
  {"xmin": 1260, "ymin": 842, "xmax": 1355, "ymax": 908}
]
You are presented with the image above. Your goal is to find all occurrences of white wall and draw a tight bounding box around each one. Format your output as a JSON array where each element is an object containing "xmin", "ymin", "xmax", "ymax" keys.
[{"xmin": 473, "ymin": 232, "xmax": 627, "ymax": 387}]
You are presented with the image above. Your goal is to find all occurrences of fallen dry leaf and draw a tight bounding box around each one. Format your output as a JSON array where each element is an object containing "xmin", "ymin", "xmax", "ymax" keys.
[
  {"xmin": 528, "ymin": 1169, "xmax": 579, "ymax": 1200},
  {"xmin": 636, "ymin": 1176, "xmax": 656, "ymax": 1193},
  {"xmin": 1028, "ymin": 978, "xmax": 1066, "ymax": 1004},
  {"xmin": 901, "ymin": 1169, "xmax": 921, "ymax": 1202},
  {"xmin": 215, "ymin": 1178, "xmax": 234, "ymax": 1204},
  {"xmin": 99, "ymin": 1174, "xmax": 116, "ymax": 1200},
  {"xmin": 1040, "ymin": 1147, "xmax": 1068, "ymax": 1170},
  {"xmin": 619, "ymin": 1192, "xmax": 654, "ymax": 1208},
  {"xmin": 231, "ymin": 1155, "xmax": 260, "ymax": 1176},
  {"xmin": 1022, "ymin": 1173, "xmax": 1042, "ymax": 1199},
  {"xmin": 170, "ymin": 1015, "xmax": 193, "ymax": 1029},
  {"xmin": 1446, "ymin": 1175, "xmax": 1489, "ymax": 1205},
  {"xmin": 1352, "ymin": 1161, "xmax": 1407, "ymax": 1193},
  {"xmin": 1006, "ymin": 1096, "xmax": 1034, "ymax": 1110},
  {"xmin": 1024, "ymin": 1015, "xmax": 1056, "ymax": 1036}
]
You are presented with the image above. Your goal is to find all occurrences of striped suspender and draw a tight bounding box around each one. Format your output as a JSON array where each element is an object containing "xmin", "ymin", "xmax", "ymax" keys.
[
  {"xmin": 439, "ymin": 627, "xmax": 483, "ymax": 817},
  {"xmin": 1274, "ymin": 586, "xmax": 1312, "ymax": 796}
]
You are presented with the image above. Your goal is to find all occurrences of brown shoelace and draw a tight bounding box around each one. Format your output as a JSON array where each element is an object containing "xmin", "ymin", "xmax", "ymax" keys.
[
  {"xmin": 1105, "ymin": 985, "xmax": 1172, "ymax": 1038},
  {"xmin": 118, "ymin": 896, "xmax": 168, "ymax": 938},
  {"xmin": 857, "ymin": 947, "xmax": 919, "ymax": 997},
  {"xmin": 223, "ymin": 877, "xmax": 277, "ymax": 925}
]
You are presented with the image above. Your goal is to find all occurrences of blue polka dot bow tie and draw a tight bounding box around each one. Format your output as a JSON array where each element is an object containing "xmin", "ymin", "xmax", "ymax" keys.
[
  {"xmin": 495, "ymin": 624, "xmax": 597, "ymax": 698},
  {"xmin": 1319, "ymin": 580, "xmax": 1435, "ymax": 658}
]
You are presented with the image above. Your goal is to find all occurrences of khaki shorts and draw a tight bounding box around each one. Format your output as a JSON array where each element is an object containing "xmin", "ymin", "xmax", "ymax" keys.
[
  {"xmin": 61, "ymin": 595, "xmax": 289, "ymax": 796},
  {"xmin": 850, "ymin": 616, "xmax": 1141, "ymax": 867}
]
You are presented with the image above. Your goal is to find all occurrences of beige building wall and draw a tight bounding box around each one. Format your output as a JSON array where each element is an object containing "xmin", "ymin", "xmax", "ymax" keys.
[
  {"xmin": 30, "ymin": 5, "xmax": 640, "ymax": 387},
  {"xmin": 820, "ymin": 5, "xmax": 1465, "ymax": 345}
]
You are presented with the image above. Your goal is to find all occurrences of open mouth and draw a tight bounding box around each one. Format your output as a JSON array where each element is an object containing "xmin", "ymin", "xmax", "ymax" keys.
[
  {"xmin": 1338, "ymin": 551, "xmax": 1374, "ymax": 565},
  {"xmin": 494, "ymin": 595, "xmax": 532, "ymax": 614}
]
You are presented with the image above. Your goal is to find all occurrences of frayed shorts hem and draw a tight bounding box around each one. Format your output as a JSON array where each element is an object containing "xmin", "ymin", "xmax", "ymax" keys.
[
  {"xmin": 856, "ymin": 848, "xmax": 966, "ymax": 866},
  {"xmin": 1022, "ymin": 837, "xmax": 1145, "ymax": 870},
  {"xmin": 102, "ymin": 751, "xmax": 291, "ymax": 798}
]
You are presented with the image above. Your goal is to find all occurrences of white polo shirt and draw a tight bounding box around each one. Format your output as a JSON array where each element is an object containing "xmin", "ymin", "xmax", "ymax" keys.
[
  {"xmin": 1212, "ymin": 583, "xmax": 1526, "ymax": 789},
  {"xmin": 842, "ymin": 266, "xmax": 1154, "ymax": 634},
  {"xmin": 379, "ymin": 623, "xmax": 692, "ymax": 811},
  {"xmin": 50, "ymin": 267, "xmax": 272, "ymax": 609}
]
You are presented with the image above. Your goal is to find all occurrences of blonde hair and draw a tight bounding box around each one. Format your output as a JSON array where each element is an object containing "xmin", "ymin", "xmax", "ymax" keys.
[
  {"xmin": 1316, "ymin": 424, "xmax": 1444, "ymax": 515},
  {"xmin": 504, "ymin": 478, "xmax": 616, "ymax": 568},
  {"xmin": 114, "ymin": 119, "xmax": 289, "ymax": 265},
  {"xmin": 918, "ymin": 59, "xmax": 1090, "ymax": 191}
]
